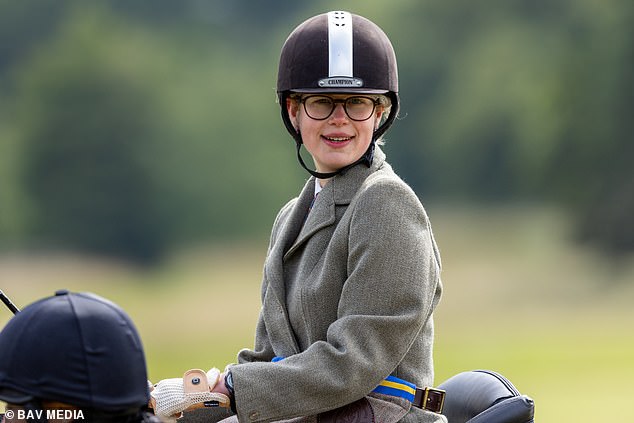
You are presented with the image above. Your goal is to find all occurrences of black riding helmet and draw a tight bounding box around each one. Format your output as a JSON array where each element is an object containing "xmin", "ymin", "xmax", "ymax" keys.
[
  {"xmin": 0, "ymin": 290, "xmax": 151, "ymax": 421},
  {"xmin": 277, "ymin": 11, "xmax": 400, "ymax": 179}
]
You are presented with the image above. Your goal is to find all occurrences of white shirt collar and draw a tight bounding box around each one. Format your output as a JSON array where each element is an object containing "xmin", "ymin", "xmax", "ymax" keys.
[{"xmin": 314, "ymin": 178, "xmax": 323, "ymax": 197}]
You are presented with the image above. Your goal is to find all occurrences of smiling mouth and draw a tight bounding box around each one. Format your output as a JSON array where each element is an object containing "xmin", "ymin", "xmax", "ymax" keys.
[{"xmin": 323, "ymin": 135, "xmax": 353, "ymax": 143}]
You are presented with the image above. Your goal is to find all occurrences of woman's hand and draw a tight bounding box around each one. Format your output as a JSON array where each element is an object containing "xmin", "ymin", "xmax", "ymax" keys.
[{"xmin": 211, "ymin": 372, "xmax": 231, "ymax": 397}]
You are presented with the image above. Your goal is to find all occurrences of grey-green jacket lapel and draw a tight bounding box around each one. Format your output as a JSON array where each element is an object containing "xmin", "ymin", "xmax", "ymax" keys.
[
  {"xmin": 262, "ymin": 149, "xmax": 387, "ymax": 357},
  {"xmin": 285, "ymin": 148, "xmax": 386, "ymax": 260}
]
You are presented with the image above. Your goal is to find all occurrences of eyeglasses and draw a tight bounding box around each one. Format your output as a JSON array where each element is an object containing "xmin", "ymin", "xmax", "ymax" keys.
[{"xmin": 300, "ymin": 95, "xmax": 380, "ymax": 121}]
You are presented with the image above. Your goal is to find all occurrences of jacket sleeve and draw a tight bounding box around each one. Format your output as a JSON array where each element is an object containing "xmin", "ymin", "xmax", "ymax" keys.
[{"xmin": 231, "ymin": 178, "xmax": 441, "ymax": 422}]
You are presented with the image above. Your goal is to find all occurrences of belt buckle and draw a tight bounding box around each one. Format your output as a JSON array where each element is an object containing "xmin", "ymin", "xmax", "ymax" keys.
[{"xmin": 415, "ymin": 387, "xmax": 446, "ymax": 414}]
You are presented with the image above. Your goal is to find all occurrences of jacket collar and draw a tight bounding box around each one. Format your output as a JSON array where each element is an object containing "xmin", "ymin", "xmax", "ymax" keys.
[
  {"xmin": 329, "ymin": 146, "xmax": 386, "ymax": 205},
  {"xmin": 283, "ymin": 147, "xmax": 387, "ymax": 259}
]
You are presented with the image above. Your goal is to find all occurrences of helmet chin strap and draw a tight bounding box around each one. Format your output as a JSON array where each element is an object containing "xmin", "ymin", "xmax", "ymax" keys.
[{"xmin": 294, "ymin": 134, "xmax": 376, "ymax": 180}]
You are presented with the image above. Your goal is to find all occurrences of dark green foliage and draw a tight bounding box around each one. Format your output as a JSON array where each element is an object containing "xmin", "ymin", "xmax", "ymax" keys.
[{"xmin": 16, "ymin": 36, "xmax": 168, "ymax": 263}]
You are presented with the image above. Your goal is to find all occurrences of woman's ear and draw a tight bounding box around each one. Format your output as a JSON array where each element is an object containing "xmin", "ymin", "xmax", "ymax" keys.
[
  {"xmin": 286, "ymin": 97, "xmax": 300, "ymax": 132},
  {"xmin": 375, "ymin": 106, "xmax": 385, "ymax": 129}
]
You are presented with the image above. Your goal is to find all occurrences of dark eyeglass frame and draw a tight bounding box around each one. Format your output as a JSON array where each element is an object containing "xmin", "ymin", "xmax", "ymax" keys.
[{"xmin": 299, "ymin": 95, "xmax": 381, "ymax": 122}]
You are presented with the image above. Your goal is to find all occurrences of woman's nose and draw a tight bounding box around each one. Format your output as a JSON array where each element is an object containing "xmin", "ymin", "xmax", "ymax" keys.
[{"xmin": 329, "ymin": 103, "xmax": 348, "ymax": 122}]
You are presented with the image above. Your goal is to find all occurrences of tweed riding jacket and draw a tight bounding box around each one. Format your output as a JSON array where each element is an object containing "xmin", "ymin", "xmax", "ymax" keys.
[{"xmin": 229, "ymin": 147, "xmax": 444, "ymax": 423}]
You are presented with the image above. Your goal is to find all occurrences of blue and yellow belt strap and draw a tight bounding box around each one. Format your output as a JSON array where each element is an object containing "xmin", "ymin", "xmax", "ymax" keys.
[{"xmin": 371, "ymin": 375, "xmax": 417, "ymax": 402}]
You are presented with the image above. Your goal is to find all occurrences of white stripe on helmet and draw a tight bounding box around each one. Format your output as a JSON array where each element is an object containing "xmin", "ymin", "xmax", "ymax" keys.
[{"xmin": 327, "ymin": 11, "xmax": 353, "ymax": 77}]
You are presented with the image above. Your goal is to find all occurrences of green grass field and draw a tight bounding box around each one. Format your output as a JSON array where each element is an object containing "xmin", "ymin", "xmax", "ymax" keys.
[{"xmin": 1, "ymin": 205, "xmax": 633, "ymax": 421}]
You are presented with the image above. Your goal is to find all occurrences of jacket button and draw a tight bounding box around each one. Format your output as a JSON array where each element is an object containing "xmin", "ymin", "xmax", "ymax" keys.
[{"xmin": 249, "ymin": 411, "xmax": 259, "ymax": 421}]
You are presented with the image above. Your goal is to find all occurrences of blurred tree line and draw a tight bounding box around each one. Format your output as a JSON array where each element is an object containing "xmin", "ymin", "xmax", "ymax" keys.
[{"xmin": 0, "ymin": 0, "xmax": 631, "ymax": 264}]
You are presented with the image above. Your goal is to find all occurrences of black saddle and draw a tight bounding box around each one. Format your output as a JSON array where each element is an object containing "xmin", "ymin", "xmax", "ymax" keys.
[{"xmin": 438, "ymin": 369, "xmax": 534, "ymax": 423}]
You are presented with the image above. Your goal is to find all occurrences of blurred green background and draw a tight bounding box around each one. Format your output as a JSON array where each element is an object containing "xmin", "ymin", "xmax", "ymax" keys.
[{"xmin": 1, "ymin": 0, "xmax": 633, "ymax": 421}]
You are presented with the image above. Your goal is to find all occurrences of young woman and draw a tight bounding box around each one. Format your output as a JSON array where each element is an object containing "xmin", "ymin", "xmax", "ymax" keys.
[{"xmin": 153, "ymin": 11, "xmax": 446, "ymax": 423}]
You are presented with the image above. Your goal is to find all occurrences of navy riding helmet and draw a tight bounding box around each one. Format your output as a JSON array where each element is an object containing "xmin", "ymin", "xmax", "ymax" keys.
[{"xmin": 0, "ymin": 290, "xmax": 152, "ymax": 421}]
